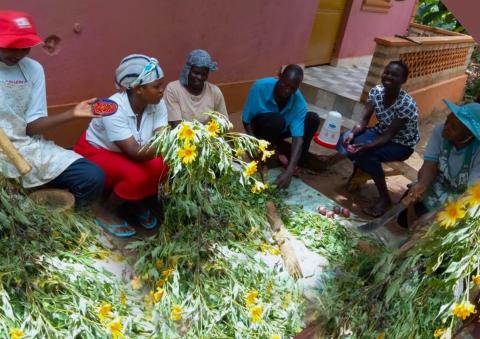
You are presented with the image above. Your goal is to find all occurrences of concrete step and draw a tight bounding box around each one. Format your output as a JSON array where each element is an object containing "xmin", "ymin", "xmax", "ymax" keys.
[{"xmin": 301, "ymin": 81, "xmax": 366, "ymax": 122}]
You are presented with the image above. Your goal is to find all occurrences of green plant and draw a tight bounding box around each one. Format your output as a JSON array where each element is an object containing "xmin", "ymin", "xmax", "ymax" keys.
[{"xmin": 415, "ymin": 0, "xmax": 465, "ymax": 33}]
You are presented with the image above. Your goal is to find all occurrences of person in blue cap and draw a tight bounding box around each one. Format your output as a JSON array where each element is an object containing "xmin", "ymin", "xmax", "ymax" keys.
[
  {"xmin": 398, "ymin": 100, "xmax": 480, "ymax": 228},
  {"xmin": 165, "ymin": 49, "xmax": 228, "ymax": 127}
]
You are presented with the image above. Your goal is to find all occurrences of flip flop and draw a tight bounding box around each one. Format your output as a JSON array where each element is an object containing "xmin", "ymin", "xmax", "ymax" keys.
[
  {"xmin": 95, "ymin": 219, "xmax": 136, "ymax": 238},
  {"xmin": 137, "ymin": 209, "xmax": 158, "ymax": 230}
]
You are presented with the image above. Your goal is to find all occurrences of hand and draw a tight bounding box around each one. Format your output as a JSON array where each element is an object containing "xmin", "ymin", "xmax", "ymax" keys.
[
  {"xmin": 72, "ymin": 98, "xmax": 97, "ymax": 118},
  {"xmin": 348, "ymin": 144, "xmax": 367, "ymax": 154},
  {"xmin": 274, "ymin": 171, "xmax": 293, "ymax": 189},
  {"xmin": 351, "ymin": 122, "xmax": 366, "ymax": 136},
  {"xmin": 343, "ymin": 131, "xmax": 354, "ymax": 145},
  {"xmin": 407, "ymin": 183, "xmax": 427, "ymax": 203}
]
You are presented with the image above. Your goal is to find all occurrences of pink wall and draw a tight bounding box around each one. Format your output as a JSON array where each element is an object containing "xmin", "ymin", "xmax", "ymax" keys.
[
  {"xmin": 335, "ymin": 0, "xmax": 417, "ymax": 59},
  {"xmin": 3, "ymin": 1, "xmax": 318, "ymax": 105},
  {"xmin": 443, "ymin": 0, "xmax": 480, "ymax": 43}
]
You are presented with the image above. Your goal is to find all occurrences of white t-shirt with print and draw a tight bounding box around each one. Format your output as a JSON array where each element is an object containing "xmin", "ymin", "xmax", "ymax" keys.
[
  {"xmin": 86, "ymin": 91, "xmax": 168, "ymax": 152},
  {"xmin": 0, "ymin": 57, "xmax": 48, "ymax": 123}
]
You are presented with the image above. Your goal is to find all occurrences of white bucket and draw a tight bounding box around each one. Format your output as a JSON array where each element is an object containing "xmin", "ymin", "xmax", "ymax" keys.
[{"xmin": 314, "ymin": 111, "xmax": 342, "ymax": 149}]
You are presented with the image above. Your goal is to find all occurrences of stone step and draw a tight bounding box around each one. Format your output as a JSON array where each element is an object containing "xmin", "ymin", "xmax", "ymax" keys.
[{"xmin": 301, "ymin": 79, "xmax": 366, "ymax": 122}]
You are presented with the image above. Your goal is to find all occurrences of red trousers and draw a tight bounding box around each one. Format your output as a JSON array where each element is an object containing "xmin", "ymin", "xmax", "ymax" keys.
[{"xmin": 74, "ymin": 132, "xmax": 168, "ymax": 201}]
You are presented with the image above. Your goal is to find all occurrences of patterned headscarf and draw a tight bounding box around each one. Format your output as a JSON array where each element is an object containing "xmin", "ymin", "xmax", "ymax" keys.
[
  {"xmin": 179, "ymin": 49, "xmax": 218, "ymax": 86},
  {"xmin": 444, "ymin": 99, "xmax": 480, "ymax": 140},
  {"xmin": 115, "ymin": 54, "xmax": 164, "ymax": 90}
]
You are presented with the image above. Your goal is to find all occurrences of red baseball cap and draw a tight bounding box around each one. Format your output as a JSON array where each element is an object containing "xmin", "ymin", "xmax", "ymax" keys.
[{"xmin": 0, "ymin": 11, "xmax": 43, "ymax": 48}]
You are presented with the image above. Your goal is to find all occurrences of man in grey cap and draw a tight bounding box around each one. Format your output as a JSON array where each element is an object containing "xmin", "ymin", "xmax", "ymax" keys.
[{"xmin": 165, "ymin": 49, "xmax": 228, "ymax": 127}]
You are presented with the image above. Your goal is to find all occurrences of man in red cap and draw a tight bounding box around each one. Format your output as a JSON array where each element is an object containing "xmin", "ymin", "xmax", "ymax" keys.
[{"xmin": 0, "ymin": 11, "xmax": 122, "ymax": 226}]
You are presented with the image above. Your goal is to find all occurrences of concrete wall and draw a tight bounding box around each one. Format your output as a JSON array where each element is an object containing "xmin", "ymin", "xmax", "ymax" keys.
[
  {"xmin": 4, "ymin": 0, "xmax": 318, "ymax": 106},
  {"xmin": 335, "ymin": 0, "xmax": 417, "ymax": 59}
]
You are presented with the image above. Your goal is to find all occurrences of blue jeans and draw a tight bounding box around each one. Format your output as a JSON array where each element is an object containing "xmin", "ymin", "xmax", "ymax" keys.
[
  {"xmin": 47, "ymin": 158, "xmax": 105, "ymax": 207},
  {"xmin": 336, "ymin": 128, "xmax": 413, "ymax": 179}
]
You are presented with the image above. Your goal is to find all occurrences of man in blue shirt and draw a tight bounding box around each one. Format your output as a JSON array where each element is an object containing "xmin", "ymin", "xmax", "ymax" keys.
[{"xmin": 242, "ymin": 64, "xmax": 320, "ymax": 188}]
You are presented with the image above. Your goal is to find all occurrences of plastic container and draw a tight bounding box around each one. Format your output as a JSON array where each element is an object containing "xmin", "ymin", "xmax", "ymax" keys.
[{"xmin": 314, "ymin": 111, "xmax": 342, "ymax": 149}]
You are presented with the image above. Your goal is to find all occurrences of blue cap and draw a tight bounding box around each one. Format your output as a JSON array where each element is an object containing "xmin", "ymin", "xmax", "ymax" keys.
[{"xmin": 444, "ymin": 99, "xmax": 480, "ymax": 140}]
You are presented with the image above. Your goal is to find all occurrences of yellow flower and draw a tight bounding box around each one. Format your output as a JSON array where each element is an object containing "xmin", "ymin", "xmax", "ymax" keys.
[
  {"xmin": 155, "ymin": 259, "xmax": 164, "ymax": 270},
  {"xmin": 9, "ymin": 328, "xmax": 24, "ymax": 339},
  {"xmin": 131, "ymin": 276, "xmax": 143, "ymax": 290},
  {"xmin": 177, "ymin": 144, "xmax": 197, "ymax": 165},
  {"xmin": 162, "ymin": 268, "xmax": 175, "ymax": 278},
  {"xmin": 270, "ymin": 335, "xmax": 281, "ymax": 339},
  {"xmin": 144, "ymin": 291, "xmax": 155, "ymax": 305},
  {"xmin": 473, "ymin": 275, "xmax": 480, "ymax": 285},
  {"xmin": 377, "ymin": 333, "xmax": 385, "ymax": 339},
  {"xmin": 178, "ymin": 122, "xmax": 195, "ymax": 143},
  {"xmin": 235, "ymin": 148, "xmax": 245, "ymax": 157},
  {"xmin": 261, "ymin": 149, "xmax": 275, "ymax": 162},
  {"xmin": 437, "ymin": 201, "xmax": 466, "ymax": 229},
  {"xmin": 268, "ymin": 245, "xmax": 280, "ymax": 256},
  {"xmin": 260, "ymin": 243, "xmax": 269, "ymax": 253},
  {"xmin": 251, "ymin": 180, "xmax": 268, "ymax": 193},
  {"xmin": 258, "ymin": 140, "xmax": 270, "ymax": 151},
  {"xmin": 170, "ymin": 304, "xmax": 183, "ymax": 321},
  {"xmin": 156, "ymin": 279, "xmax": 165, "ymax": 288},
  {"xmin": 119, "ymin": 290, "xmax": 126, "ymax": 306},
  {"xmin": 434, "ymin": 328, "xmax": 447, "ymax": 337},
  {"xmin": 452, "ymin": 301, "xmax": 476, "ymax": 320},
  {"xmin": 206, "ymin": 119, "xmax": 220, "ymax": 137},
  {"xmin": 245, "ymin": 289, "xmax": 259, "ymax": 306},
  {"xmin": 95, "ymin": 249, "xmax": 110, "ymax": 260},
  {"xmin": 107, "ymin": 319, "xmax": 123, "ymax": 339},
  {"xmin": 153, "ymin": 287, "xmax": 164, "ymax": 302},
  {"xmin": 111, "ymin": 253, "xmax": 124, "ymax": 262},
  {"xmin": 266, "ymin": 280, "xmax": 273, "ymax": 294},
  {"xmin": 98, "ymin": 302, "xmax": 112, "ymax": 321},
  {"xmin": 244, "ymin": 161, "xmax": 258, "ymax": 177},
  {"xmin": 250, "ymin": 304, "xmax": 264, "ymax": 323},
  {"xmin": 464, "ymin": 182, "xmax": 480, "ymax": 207}
]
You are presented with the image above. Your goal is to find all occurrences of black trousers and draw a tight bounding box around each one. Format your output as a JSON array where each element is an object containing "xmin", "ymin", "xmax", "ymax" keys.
[{"xmin": 249, "ymin": 112, "xmax": 320, "ymax": 166}]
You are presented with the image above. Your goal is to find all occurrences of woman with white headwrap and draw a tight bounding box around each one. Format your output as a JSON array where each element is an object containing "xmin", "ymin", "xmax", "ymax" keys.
[
  {"xmin": 165, "ymin": 49, "xmax": 228, "ymax": 127},
  {"xmin": 74, "ymin": 54, "xmax": 168, "ymax": 237}
]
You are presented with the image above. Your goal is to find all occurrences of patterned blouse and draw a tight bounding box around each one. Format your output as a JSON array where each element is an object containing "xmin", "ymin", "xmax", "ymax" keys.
[{"xmin": 368, "ymin": 85, "xmax": 420, "ymax": 148}]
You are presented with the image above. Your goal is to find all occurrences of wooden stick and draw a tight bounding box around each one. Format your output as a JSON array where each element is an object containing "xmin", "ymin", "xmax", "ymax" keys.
[
  {"xmin": 0, "ymin": 128, "xmax": 31, "ymax": 175},
  {"xmin": 266, "ymin": 201, "xmax": 303, "ymax": 279}
]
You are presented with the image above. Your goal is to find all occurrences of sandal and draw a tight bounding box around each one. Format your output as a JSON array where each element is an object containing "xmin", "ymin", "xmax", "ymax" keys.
[
  {"xmin": 137, "ymin": 209, "xmax": 158, "ymax": 230},
  {"xmin": 95, "ymin": 219, "xmax": 136, "ymax": 238}
]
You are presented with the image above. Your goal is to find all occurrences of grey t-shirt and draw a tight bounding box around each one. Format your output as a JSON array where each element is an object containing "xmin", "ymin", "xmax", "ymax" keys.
[{"xmin": 424, "ymin": 123, "xmax": 480, "ymax": 185}]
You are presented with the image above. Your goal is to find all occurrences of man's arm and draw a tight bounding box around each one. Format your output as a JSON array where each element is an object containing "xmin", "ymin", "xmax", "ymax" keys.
[{"xmin": 26, "ymin": 98, "xmax": 97, "ymax": 136}]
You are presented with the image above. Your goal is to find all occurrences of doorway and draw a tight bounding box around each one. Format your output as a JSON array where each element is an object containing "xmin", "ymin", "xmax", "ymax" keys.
[{"xmin": 305, "ymin": 0, "xmax": 349, "ymax": 66}]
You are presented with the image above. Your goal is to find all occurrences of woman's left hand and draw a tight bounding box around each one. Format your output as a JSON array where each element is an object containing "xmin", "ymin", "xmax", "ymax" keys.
[
  {"xmin": 72, "ymin": 98, "xmax": 97, "ymax": 118},
  {"xmin": 348, "ymin": 144, "xmax": 368, "ymax": 154}
]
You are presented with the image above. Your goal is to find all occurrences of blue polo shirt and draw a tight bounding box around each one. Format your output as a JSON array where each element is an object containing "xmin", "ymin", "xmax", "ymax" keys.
[{"xmin": 242, "ymin": 77, "xmax": 307, "ymax": 137}]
